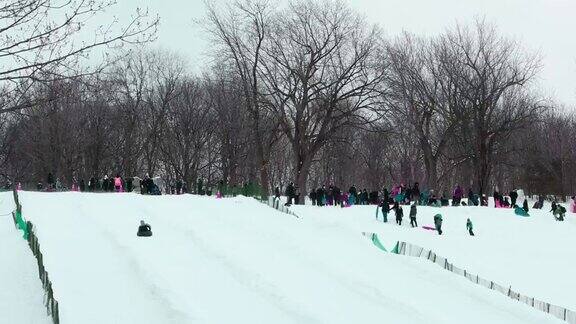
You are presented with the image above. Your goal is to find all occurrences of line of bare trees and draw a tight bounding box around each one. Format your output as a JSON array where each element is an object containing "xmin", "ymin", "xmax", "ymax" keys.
[{"xmin": 0, "ymin": 0, "xmax": 574, "ymax": 200}]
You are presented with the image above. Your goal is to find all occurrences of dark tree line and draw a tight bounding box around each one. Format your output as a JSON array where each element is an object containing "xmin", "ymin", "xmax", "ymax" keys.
[{"xmin": 0, "ymin": 0, "xmax": 574, "ymax": 199}]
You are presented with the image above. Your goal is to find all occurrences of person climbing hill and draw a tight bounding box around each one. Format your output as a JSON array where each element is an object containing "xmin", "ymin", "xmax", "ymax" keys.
[
  {"xmin": 409, "ymin": 202, "xmax": 418, "ymax": 228},
  {"xmin": 392, "ymin": 201, "xmax": 403, "ymax": 225},
  {"xmin": 466, "ymin": 218, "xmax": 474, "ymax": 236},
  {"xmin": 434, "ymin": 214, "xmax": 443, "ymax": 235}
]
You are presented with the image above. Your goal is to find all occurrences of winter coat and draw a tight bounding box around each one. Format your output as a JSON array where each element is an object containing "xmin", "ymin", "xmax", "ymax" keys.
[
  {"xmin": 466, "ymin": 219, "xmax": 473, "ymax": 230},
  {"xmin": 285, "ymin": 184, "xmax": 295, "ymax": 197},
  {"xmin": 137, "ymin": 224, "xmax": 152, "ymax": 237},
  {"xmin": 453, "ymin": 186, "xmax": 463, "ymax": 199},
  {"xmin": 395, "ymin": 207, "xmax": 403, "ymax": 219},
  {"xmin": 570, "ymin": 198, "xmax": 576, "ymax": 213},
  {"xmin": 114, "ymin": 177, "xmax": 122, "ymax": 187},
  {"xmin": 434, "ymin": 214, "xmax": 443, "ymax": 226},
  {"xmin": 523, "ymin": 199, "xmax": 529, "ymax": 213},
  {"xmin": 47, "ymin": 173, "xmax": 54, "ymax": 185},
  {"xmin": 550, "ymin": 202, "xmax": 557, "ymax": 213},
  {"xmin": 410, "ymin": 205, "xmax": 417, "ymax": 217}
]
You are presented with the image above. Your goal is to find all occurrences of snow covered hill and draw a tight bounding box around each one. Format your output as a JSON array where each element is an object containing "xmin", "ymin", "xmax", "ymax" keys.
[
  {"xmin": 1, "ymin": 191, "xmax": 568, "ymax": 323},
  {"xmin": 291, "ymin": 200, "xmax": 576, "ymax": 311}
]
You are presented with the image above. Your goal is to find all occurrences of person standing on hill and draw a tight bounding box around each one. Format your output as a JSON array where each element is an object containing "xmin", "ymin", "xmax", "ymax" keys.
[
  {"xmin": 380, "ymin": 200, "xmax": 390, "ymax": 222},
  {"xmin": 466, "ymin": 218, "xmax": 474, "ymax": 236},
  {"xmin": 392, "ymin": 202, "xmax": 403, "ymax": 225},
  {"xmin": 409, "ymin": 202, "xmax": 418, "ymax": 227},
  {"xmin": 412, "ymin": 182, "xmax": 420, "ymax": 204},
  {"xmin": 453, "ymin": 185, "xmax": 463, "ymax": 206},
  {"xmin": 434, "ymin": 214, "xmax": 443, "ymax": 235},
  {"xmin": 176, "ymin": 179, "xmax": 183, "ymax": 194},
  {"xmin": 510, "ymin": 189, "xmax": 518, "ymax": 207},
  {"xmin": 285, "ymin": 182, "xmax": 295, "ymax": 206},
  {"xmin": 309, "ymin": 189, "xmax": 317, "ymax": 206},
  {"xmin": 523, "ymin": 199, "xmax": 529, "ymax": 213},
  {"xmin": 114, "ymin": 174, "xmax": 123, "ymax": 192},
  {"xmin": 47, "ymin": 172, "xmax": 55, "ymax": 191}
]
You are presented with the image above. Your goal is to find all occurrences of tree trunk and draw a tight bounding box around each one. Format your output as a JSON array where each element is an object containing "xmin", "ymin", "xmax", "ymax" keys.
[
  {"xmin": 422, "ymin": 147, "xmax": 438, "ymax": 191},
  {"xmin": 294, "ymin": 155, "xmax": 313, "ymax": 205},
  {"xmin": 475, "ymin": 138, "xmax": 490, "ymax": 199}
]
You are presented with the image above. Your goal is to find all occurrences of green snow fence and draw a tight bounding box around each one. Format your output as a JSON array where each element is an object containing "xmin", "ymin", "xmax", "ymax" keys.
[
  {"xmin": 371, "ymin": 233, "xmax": 387, "ymax": 252},
  {"xmin": 391, "ymin": 241, "xmax": 400, "ymax": 254},
  {"xmin": 15, "ymin": 210, "xmax": 29, "ymax": 240}
]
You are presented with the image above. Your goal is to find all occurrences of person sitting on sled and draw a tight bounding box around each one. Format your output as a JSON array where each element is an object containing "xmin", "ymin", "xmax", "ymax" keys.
[{"xmin": 137, "ymin": 220, "xmax": 153, "ymax": 237}]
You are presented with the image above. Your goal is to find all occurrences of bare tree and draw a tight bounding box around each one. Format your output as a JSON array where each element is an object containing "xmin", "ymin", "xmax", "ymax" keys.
[
  {"xmin": 437, "ymin": 19, "xmax": 543, "ymax": 197},
  {"xmin": 261, "ymin": 0, "xmax": 385, "ymax": 202},
  {"xmin": 0, "ymin": 0, "xmax": 158, "ymax": 114},
  {"xmin": 203, "ymin": 0, "xmax": 279, "ymax": 197},
  {"xmin": 385, "ymin": 33, "xmax": 456, "ymax": 190}
]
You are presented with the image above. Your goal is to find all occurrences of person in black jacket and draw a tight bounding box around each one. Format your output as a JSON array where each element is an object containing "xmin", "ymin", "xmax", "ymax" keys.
[
  {"xmin": 412, "ymin": 182, "xmax": 420, "ymax": 204},
  {"xmin": 309, "ymin": 189, "xmax": 317, "ymax": 206},
  {"xmin": 509, "ymin": 190, "xmax": 518, "ymax": 207},
  {"xmin": 316, "ymin": 186, "xmax": 325, "ymax": 206},
  {"xmin": 47, "ymin": 173, "xmax": 55, "ymax": 191},
  {"xmin": 522, "ymin": 199, "xmax": 529, "ymax": 213},
  {"xmin": 383, "ymin": 188, "xmax": 390, "ymax": 205},
  {"xmin": 285, "ymin": 182, "xmax": 295, "ymax": 206},
  {"xmin": 392, "ymin": 202, "xmax": 403, "ymax": 225},
  {"xmin": 137, "ymin": 220, "xmax": 152, "ymax": 237},
  {"xmin": 409, "ymin": 202, "xmax": 418, "ymax": 227},
  {"xmin": 380, "ymin": 200, "xmax": 390, "ymax": 222}
]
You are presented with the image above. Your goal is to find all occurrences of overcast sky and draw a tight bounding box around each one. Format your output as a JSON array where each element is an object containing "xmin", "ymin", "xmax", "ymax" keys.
[{"xmin": 113, "ymin": 0, "xmax": 576, "ymax": 106}]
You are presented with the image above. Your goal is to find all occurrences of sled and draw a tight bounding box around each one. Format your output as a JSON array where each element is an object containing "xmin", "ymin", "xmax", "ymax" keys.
[
  {"xmin": 422, "ymin": 225, "xmax": 436, "ymax": 231},
  {"xmin": 514, "ymin": 207, "xmax": 529, "ymax": 217}
]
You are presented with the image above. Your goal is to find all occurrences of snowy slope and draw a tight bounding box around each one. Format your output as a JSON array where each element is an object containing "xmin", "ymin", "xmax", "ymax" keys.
[
  {"xmin": 3, "ymin": 191, "xmax": 566, "ymax": 323},
  {"xmin": 291, "ymin": 200, "xmax": 576, "ymax": 311},
  {"xmin": 0, "ymin": 192, "xmax": 50, "ymax": 324}
]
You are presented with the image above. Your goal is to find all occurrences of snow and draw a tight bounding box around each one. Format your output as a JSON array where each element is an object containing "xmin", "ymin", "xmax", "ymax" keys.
[
  {"xmin": 291, "ymin": 199, "xmax": 576, "ymax": 311},
  {"xmin": 1, "ymin": 191, "xmax": 568, "ymax": 323},
  {"xmin": 0, "ymin": 192, "xmax": 50, "ymax": 324}
]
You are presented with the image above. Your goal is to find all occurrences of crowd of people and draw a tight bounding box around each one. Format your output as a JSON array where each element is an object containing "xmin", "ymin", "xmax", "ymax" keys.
[{"xmin": 275, "ymin": 182, "xmax": 575, "ymax": 236}]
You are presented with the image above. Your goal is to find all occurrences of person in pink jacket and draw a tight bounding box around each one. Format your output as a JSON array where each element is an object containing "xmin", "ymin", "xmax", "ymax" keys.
[
  {"xmin": 114, "ymin": 174, "xmax": 123, "ymax": 192},
  {"xmin": 570, "ymin": 196, "xmax": 576, "ymax": 214}
]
